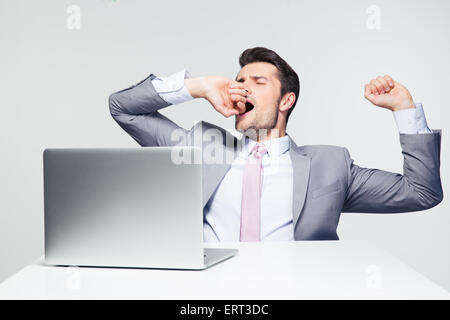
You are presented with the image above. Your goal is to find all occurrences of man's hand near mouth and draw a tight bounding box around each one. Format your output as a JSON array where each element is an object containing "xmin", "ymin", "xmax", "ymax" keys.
[{"xmin": 185, "ymin": 76, "xmax": 251, "ymax": 118}]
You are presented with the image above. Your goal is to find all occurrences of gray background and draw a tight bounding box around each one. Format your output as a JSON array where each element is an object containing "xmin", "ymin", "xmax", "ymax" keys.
[{"xmin": 1, "ymin": 0, "xmax": 449, "ymax": 291}]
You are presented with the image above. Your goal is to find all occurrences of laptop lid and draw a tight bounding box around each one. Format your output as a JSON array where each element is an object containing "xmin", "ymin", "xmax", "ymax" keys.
[{"xmin": 44, "ymin": 146, "xmax": 205, "ymax": 269}]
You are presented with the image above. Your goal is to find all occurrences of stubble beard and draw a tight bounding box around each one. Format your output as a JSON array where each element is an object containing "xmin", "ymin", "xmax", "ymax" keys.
[
  {"xmin": 236, "ymin": 106, "xmax": 279, "ymax": 141},
  {"xmin": 236, "ymin": 96, "xmax": 281, "ymax": 141}
]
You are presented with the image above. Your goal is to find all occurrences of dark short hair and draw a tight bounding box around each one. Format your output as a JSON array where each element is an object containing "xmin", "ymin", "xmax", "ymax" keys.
[{"xmin": 239, "ymin": 47, "xmax": 300, "ymax": 124}]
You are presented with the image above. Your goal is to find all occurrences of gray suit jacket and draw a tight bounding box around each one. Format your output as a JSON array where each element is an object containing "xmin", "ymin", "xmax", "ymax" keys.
[{"xmin": 109, "ymin": 74, "xmax": 443, "ymax": 240}]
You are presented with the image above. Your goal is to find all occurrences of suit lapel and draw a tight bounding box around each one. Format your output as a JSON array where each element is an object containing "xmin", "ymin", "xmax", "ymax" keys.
[
  {"xmin": 200, "ymin": 129, "xmax": 311, "ymax": 231},
  {"xmin": 201, "ymin": 132, "xmax": 244, "ymax": 208},
  {"xmin": 288, "ymin": 136, "xmax": 311, "ymax": 229}
]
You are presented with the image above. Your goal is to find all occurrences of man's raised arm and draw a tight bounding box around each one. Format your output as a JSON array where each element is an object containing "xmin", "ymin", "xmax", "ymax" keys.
[
  {"xmin": 108, "ymin": 69, "xmax": 247, "ymax": 147},
  {"xmin": 343, "ymin": 75, "xmax": 443, "ymax": 213}
]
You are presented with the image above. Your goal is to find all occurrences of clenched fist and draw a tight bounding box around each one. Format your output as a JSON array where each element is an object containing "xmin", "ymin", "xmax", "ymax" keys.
[{"xmin": 364, "ymin": 75, "xmax": 415, "ymax": 111}]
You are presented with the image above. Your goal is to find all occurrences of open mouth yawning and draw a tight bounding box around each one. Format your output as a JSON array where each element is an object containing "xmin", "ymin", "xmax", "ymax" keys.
[{"xmin": 239, "ymin": 101, "xmax": 254, "ymax": 116}]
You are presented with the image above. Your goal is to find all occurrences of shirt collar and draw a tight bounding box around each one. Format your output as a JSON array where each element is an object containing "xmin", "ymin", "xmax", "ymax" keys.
[{"xmin": 243, "ymin": 134, "xmax": 290, "ymax": 158}]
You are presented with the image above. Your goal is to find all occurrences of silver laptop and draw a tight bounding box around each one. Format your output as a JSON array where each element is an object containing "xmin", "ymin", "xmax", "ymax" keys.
[{"xmin": 43, "ymin": 146, "xmax": 237, "ymax": 270}]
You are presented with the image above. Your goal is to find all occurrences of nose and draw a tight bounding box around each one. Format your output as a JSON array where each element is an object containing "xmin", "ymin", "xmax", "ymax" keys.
[{"xmin": 243, "ymin": 83, "xmax": 251, "ymax": 95}]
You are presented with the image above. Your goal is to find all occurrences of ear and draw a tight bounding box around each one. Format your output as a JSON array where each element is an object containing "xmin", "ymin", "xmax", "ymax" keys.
[{"xmin": 279, "ymin": 92, "xmax": 296, "ymax": 113}]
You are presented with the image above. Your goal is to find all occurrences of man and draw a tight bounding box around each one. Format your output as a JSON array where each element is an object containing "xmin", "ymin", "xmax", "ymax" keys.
[{"xmin": 109, "ymin": 47, "xmax": 443, "ymax": 242}]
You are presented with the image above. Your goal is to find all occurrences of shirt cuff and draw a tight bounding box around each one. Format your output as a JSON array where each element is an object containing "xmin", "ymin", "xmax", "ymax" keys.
[
  {"xmin": 151, "ymin": 68, "xmax": 194, "ymax": 105},
  {"xmin": 393, "ymin": 102, "xmax": 432, "ymax": 134}
]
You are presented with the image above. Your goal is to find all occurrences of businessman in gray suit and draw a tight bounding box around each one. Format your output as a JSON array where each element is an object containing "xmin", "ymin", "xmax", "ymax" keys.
[{"xmin": 109, "ymin": 47, "xmax": 443, "ymax": 242}]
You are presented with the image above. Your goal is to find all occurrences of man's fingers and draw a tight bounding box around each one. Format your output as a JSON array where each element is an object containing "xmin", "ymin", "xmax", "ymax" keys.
[
  {"xmin": 368, "ymin": 81, "xmax": 378, "ymax": 95},
  {"xmin": 230, "ymin": 94, "xmax": 246, "ymax": 105},
  {"xmin": 368, "ymin": 83, "xmax": 378, "ymax": 95},
  {"xmin": 370, "ymin": 79, "xmax": 384, "ymax": 94},
  {"xmin": 364, "ymin": 84, "xmax": 376, "ymax": 102},
  {"xmin": 365, "ymin": 83, "xmax": 385, "ymax": 107},
  {"xmin": 384, "ymin": 75, "xmax": 394, "ymax": 87},
  {"xmin": 222, "ymin": 105, "xmax": 238, "ymax": 117},
  {"xmin": 376, "ymin": 76, "xmax": 391, "ymax": 92},
  {"xmin": 370, "ymin": 79, "xmax": 385, "ymax": 95},
  {"xmin": 229, "ymin": 81, "xmax": 245, "ymax": 89},
  {"xmin": 236, "ymin": 101, "xmax": 245, "ymax": 113},
  {"xmin": 367, "ymin": 75, "xmax": 394, "ymax": 96},
  {"xmin": 228, "ymin": 83, "xmax": 249, "ymax": 114},
  {"xmin": 229, "ymin": 81, "xmax": 251, "ymax": 95},
  {"xmin": 364, "ymin": 84, "xmax": 371, "ymax": 97},
  {"xmin": 228, "ymin": 88, "xmax": 249, "ymax": 97}
]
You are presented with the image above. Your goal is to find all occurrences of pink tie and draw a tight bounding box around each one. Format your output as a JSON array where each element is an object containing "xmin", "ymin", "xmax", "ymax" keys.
[{"xmin": 240, "ymin": 143, "xmax": 268, "ymax": 241}]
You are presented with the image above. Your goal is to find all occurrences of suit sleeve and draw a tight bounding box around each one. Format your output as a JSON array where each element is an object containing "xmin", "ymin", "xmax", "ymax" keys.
[
  {"xmin": 108, "ymin": 74, "xmax": 199, "ymax": 147},
  {"xmin": 342, "ymin": 130, "xmax": 443, "ymax": 213}
]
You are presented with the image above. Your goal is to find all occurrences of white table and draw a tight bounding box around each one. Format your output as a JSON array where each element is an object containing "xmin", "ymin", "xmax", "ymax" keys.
[{"xmin": 0, "ymin": 241, "xmax": 448, "ymax": 299}]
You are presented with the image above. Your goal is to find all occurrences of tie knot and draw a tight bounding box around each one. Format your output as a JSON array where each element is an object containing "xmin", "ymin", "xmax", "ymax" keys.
[{"xmin": 251, "ymin": 143, "xmax": 268, "ymax": 159}]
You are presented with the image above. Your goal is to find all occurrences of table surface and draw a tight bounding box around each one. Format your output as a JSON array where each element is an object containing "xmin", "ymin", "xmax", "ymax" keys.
[{"xmin": 0, "ymin": 240, "xmax": 448, "ymax": 299}]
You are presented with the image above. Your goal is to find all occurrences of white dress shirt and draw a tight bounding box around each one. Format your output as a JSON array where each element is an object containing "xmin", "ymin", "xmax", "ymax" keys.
[
  {"xmin": 203, "ymin": 134, "xmax": 294, "ymax": 242},
  {"xmin": 151, "ymin": 69, "xmax": 432, "ymax": 241}
]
